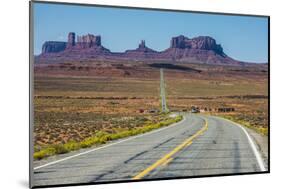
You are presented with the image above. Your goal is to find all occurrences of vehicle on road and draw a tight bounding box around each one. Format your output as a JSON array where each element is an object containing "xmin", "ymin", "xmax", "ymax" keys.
[{"xmin": 191, "ymin": 106, "xmax": 200, "ymax": 113}]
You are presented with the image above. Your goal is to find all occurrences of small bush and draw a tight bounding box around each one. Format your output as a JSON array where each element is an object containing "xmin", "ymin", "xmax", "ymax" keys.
[
  {"xmin": 63, "ymin": 141, "xmax": 80, "ymax": 151},
  {"xmin": 33, "ymin": 147, "xmax": 56, "ymax": 160},
  {"xmin": 53, "ymin": 144, "xmax": 69, "ymax": 154}
]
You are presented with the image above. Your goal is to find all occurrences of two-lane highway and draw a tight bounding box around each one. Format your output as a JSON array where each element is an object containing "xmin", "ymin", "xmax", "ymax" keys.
[{"xmin": 33, "ymin": 114, "xmax": 267, "ymax": 187}]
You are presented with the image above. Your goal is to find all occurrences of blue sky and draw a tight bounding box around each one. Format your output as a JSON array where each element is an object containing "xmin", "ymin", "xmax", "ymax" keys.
[{"xmin": 33, "ymin": 2, "xmax": 268, "ymax": 63}]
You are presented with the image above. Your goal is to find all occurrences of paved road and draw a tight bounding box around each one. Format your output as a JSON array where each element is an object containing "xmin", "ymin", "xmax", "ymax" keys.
[
  {"xmin": 160, "ymin": 68, "xmax": 168, "ymax": 112},
  {"xmin": 33, "ymin": 114, "xmax": 267, "ymax": 187}
]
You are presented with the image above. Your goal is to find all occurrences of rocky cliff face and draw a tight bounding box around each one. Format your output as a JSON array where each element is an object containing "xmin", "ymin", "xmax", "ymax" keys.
[
  {"xmin": 66, "ymin": 32, "xmax": 76, "ymax": 49},
  {"xmin": 170, "ymin": 35, "xmax": 223, "ymax": 55},
  {"xmin": 76, "ymin": 34, "xmax": 101, "ymax": 49},
  {"xmin": 37, "ymin": 32, "xmax": 245, "ymax": 65},
  {"xmin": 162, "ymin": 35, "xmax": 229, "ymax": 63}
]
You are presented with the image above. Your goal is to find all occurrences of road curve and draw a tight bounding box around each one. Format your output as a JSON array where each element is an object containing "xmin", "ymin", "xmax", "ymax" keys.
[{"xmin": 33, "ymin": 114, "xmax": 267, "ymax": 187}]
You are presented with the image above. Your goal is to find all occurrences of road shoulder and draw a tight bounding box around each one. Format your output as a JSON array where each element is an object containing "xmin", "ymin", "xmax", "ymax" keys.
[
  {"xmin": 244, "ymin": 127, "xmax": 268, "ymax": 169},
  {"xmin": 208, "ymin": 115, "xmax": 268, "ymax": 171}
]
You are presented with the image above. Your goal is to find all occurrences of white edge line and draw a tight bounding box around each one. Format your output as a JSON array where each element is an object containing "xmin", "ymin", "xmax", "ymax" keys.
[
  {"xmin": 217, "ymin": 117, "xmax": 266, "ymax": 172},
  {"xmin": 34, "ymin": 115, "xmax": 187, "ymax": 170}
]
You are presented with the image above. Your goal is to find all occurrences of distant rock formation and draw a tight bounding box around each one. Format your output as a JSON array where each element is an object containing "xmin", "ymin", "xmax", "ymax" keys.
[
  {"xmin": 170, "ymin": 35, "xmax": 222, "ymax": 53},
  {"xmin": 170, "ymin": 35, "xmax": 187, "ymax": 49},
  {"xmin": 36, "ymin": 32, "xmax": 251, "ymax": 65},
  {"xmin": 41, "ymin": 41, "xmax": 66, "ymax": 53},
  {"xmin": 170, "ymin": 35, "xmax": 223, "ymax": 55},
  {"xmin": 76, "ymin": 34, "xmax": 101, "ymax": 48},
  {"xmin": 66, "ymin": 32, "xmax": 75, "ymax": 49},
  {"xmin": 121, "ymin": 40, "xmax": 158, "ymax": 59},
  {"xmin": 139, "ymin": 40, "xmax": 145, "ymax": 48},
  {"xmin": 135, "ymin": 40, "xmax": 156, "ymax": 53}
]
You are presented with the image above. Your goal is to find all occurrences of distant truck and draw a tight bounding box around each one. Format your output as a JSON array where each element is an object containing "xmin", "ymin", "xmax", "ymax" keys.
[{"xmin": 191, "ymin": 106, "xmax": 200, "ymax": 113}]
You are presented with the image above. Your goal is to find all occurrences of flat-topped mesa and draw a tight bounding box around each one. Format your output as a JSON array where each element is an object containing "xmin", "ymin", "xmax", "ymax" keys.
[
  {"xmin": 76, "ymin": 34, "xmax": 101, "ymax": 48},
  {"xmin": 170, "ymin": 35, "xmax": 224, "ymax": 55},
  {"xmin": 42, "ymin": 41, "xmax": 66, "ymax": 53},
  {"xmin": 37, "ymin": 32, "xmax": 247, "ymax": 65},
  {"xmin": 42, "ymin": 32, "xmax": 103, "ymax": 53}
]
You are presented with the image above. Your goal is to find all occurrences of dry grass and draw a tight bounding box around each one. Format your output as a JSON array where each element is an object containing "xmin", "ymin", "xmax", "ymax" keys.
[
  {"xmin": 34, "ymin": 115, "xmax": 183, "ymax": 160},
  {"xmin": 33, "ymin": 62, "xmax": 268, "ymax": 159},
  {"xmin": 34, "ymin": 75, "xmax": 165, "ymax": 158}
]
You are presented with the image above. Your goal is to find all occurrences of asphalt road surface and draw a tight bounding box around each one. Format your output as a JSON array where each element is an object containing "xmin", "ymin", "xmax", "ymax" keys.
[
  {"xmin": 160, "ymin": 68, "xmax": 168, "ymax": 112},
  {"xmin": 33, "ymin": 114, "xmax": 267, "ymax": 187}
]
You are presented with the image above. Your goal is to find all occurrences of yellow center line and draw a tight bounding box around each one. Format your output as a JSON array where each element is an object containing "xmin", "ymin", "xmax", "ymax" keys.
[
  {"xmin": 132, "ymin": 118, "xmax": 208, "ymax": 180},
  {"xmin": 162, "ymin": 157, "xmax": 174, "ymax": 167}
]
